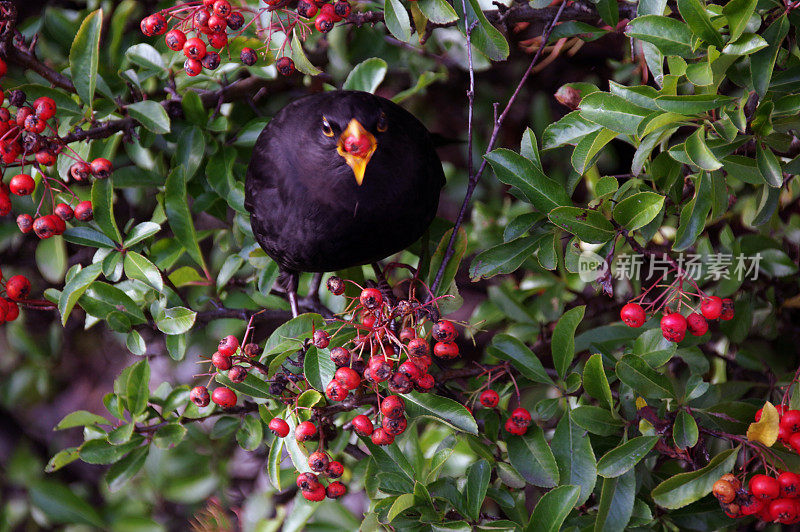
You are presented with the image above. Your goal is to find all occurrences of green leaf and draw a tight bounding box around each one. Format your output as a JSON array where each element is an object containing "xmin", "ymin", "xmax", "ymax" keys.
[
  {"xmin": 583, "ymin": 354, "xmax": 614, "ymax": 411},
  {"xmin": 303, "ymin": 347, "xmax": 336, "ymax": 392},
  {"xmin": 55, "ymin": 410, "xmax": 108, "ymax": 430},
  {"xmin": 654, "ymin": 95, "xmax": 734, "ymax": 114},
  {"xmin": 525, "ymin": 485, "xmax": 581, "ymax": 532},
  {"xmin": 552, "ymin": 410, "xmax": 597, "ymax": 505},
  {"xmin": 69, "ymin": 9, "xmax": 102, "ymax": 106},
  {"xmin": 484, "ymin": 149, "xmax": 571, "ymax": 213},
  {"xmin": 125, "ymin": 43, "xmax": 164, "ymax": 71},
  {"xmin": 123, "ymin": 251, "xmax": 163, "ymax": 291},
  {"xmin": 174, "ymin": 126, "xmax": 204, "ymax": 183},
  {"xmin": 388, "ymin": 493, "xmax": 415, "ymax": 522},
  {"xmin": 123, "ymin": 222, "xmax": 161, "ymax": 248},
  {"xmin": 36, "ymin": 236, "xmax": 67, "ymax": 283},
  {"xmin": 427, "ymin": 227, "xmax": 468, "ymax": 299},
  {"xmin": 595, "ymin": 470, "xmax": 636, "ymax": 532},
  {"xmin": 572, "ymin": 406, "xmax": 625, "ymax": 436},
  {"xmin": 79, "ymin": 437, "xmax": 142, "ymax": 464},
  {"xmin": 29, "ymin": 480, "xmax": 105, "ymax": 527},
  {"xmin": 58, "ymin": 263, "xmax": 103, "ymax": 325},
  {"xmin": 613, "ymin": 192, "xmax": 665, "ymax": 231},
  {"xmin": 750, "ymin": 16, "xmax": 788, "ymax": 98},
  {"xmin": 633, "ymin": 328, "xmax": 677, "ymax": 367},
  {"xmin": 677, "ymin": 0, "xmax": 722, "ymax": 48},
  {"xmin": 153, "ymin": 423, "xmax": 187, "ymax": 448},
  {"xmin": 127, "ymin": 101, "xmax": 170, "ymax": 134},
  {"xmin": 236, "ymin": 415, "xmax": 263, "ymax": 451},
  {"xmin": 455, "ymin": 0, "xmax": 509, "ymax": 61},
  {"xmin": 684, "ymin": 128, "xmax": 722, "ymax": 171},
  {"xmin": 597, "ymin": 436, "xmax": 659, "ymax": 478},
  {"xmin": 105, "ymin": 446, "xmax": 148, "ymax": 491},
  {"xmin": 165, "ymin": 168, "xmax": 208, "ymax": 273},
  {"xmin": 91, "ymin": 178, "xmax": 122, "ymax": 244},
  {"xmin": 45, "ymin": 448, "xmax": 80, "ymax": 473},
  {"xmin": 465, "ymin": 460, "xmax": 490, "ymax": 521},
  {"xmin": 404, "ymin": 391, "xmax": 478, "ymax": 434},
  {"xmin": 155, "ymin": 307, "xmax": 197, "ymax": 335},
  {"xmin": 548, "ymin": 206, "xmax": 615, "ymax": 244},
  {"xmin": 126, "ymin": 360, "xmax": 150, "ymax": 416},
  {"xmin": 616, "ymin": 355, "xmax": 675, "ymax": 399},
  {"xmin": 343, "ymin": 58, "xmax": 388, "ymax": 92},
  {"xmin": 62, "ymin": 227, "xmax": 116, "ymax": 248},
  {"xmin": 543, "ymin": 111, "xmax": 603, "ymax": 149},
  {"xmin": 290, "ymin": 29, "xmax": 322, "ymax": 76},
  {"xmin": 507, "ymin": 425, "xmax": 560, "ymax": 488},
  {"xmin": 267, "ymin": 435, "xmax": 284, "ymax": 489},
  {"xmin": 673, "ymin": 411, "xmax": 699, "ymax": 449},
  {"xmin": 489, "ymin": 334, "xmax": 553, "ymax": 385},
  {"xmin": 417, "ymin": 0, "xmax": 458, "ymax": 23},
  {"xmin": 625, "ymin": 15, "xmax": 694, "ymax": 56},
  {"xmin": 722, "ymin": 33, "xmax": 768, "ymax": 56},
  {"xmin": 215, "ymin": 372, "xmax": 273, "ymax": 399},
  {"xmin": 756, "ymin": 143, "xmax": 783, "ymax": 188},
  {"xmin": 469, "ymin": 236, "xmax": 539, "ymax": 280},
  {"xmin": 384, "ymin": 0, "xmax": 412, "ymax": 42},
  {"xmin": 673, "ymin": 173, "xmax": 712, "ymax": 251},
  {"xmin": 579, "ymin": 92, "xmax": 650, "ymax": 135},
  {"xmin": 552, "ymin": 306, "xmax": 585, "ymax": 379},
  {"xmin": 723, "ymin": 0, "xmax": 757, "ymax": 41},
  {"xmin": 572, "ymin": 128, "xmax": 618, "ymax": 174},
  {"xmin": 651, "ymin": 447, "xmax": 740, "ymax": 509}
]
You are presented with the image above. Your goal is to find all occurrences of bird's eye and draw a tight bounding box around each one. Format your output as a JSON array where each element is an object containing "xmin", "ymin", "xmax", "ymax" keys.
[
  {"xmin": 376, "ymin": 112, "xmax": 388, "ymax": 132},
  {"xmin": 321, "ymin": 117, "xmax": 334, "ymax": 137}
]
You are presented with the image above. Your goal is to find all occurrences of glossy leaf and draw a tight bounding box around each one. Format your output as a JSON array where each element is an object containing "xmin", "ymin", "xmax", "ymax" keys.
[
  {"xmin": 552, "ymin": 411, "xmax": 597, "ymax": 505},
  {"xmin": 651, "ymin": 448, "xmax": 740, "ymax": 509},
  {"xmin": 343, "ymin": 57, "xmax": 388, "ymax": 92},
  {"xmin": 552, "ymin": 305, "xmax": 585, "ymax": 379},
  {"xmin": 616, "ymin": 355, "xmax": 674, "ymax": 399},
  {"xmin": 595, "ymin": 470, "xmax": 636, "ymax": 532},
  {"xmin": 525, "ymin": 485, "xmax": 581, "ymax": 532},
  {"xmin": 625, "ymin": 16, "xmax": 694, "ymax": 56},
  {"xmin": 579, "ymin": 92, "xmax": 650, "ymax": 135},
  {"xmin": 404, "ymin": 391, "xmax": 478, "ymax": 434},
  {"xmin": 582, "ymin": 354, "xmax": 614, "ymax": 411},
  {"xmin": 676, "ymin": 0, "xmax": 722, "ymax": 47},
  {"xmin": 489, "ymin": 334, "xmax": 553, "ymax": 385},
  {"xmin": 58, "ymin": 263, "xmax": 103, "ymax": 326},
  {"xmin": 384, "ymin": 0, "xmax": 412, "ymax": 42},
  {"xmin": 507, "ymin": 425, "xmax": 559, "ymax": 488},
  {"xmin": 673, "ymin": 411, "xmax": 699, "ymax": 449},
  {"xmin": 165, "ymin": 168, "xmax": 208, "ymax": 273},
  {"xmin": 464, "ymin": 460, "xmax": 490, "ymax": 520},
  {"xmin": 91, "ymin": 178, "xmax": 122, "ymax": 244},
  {"xmin": 756, "ymin": 144, "xmax": 783, "ymax": 188},
  {"xmin": 127, "ymin": 101, "xmax": 170, "ymax": 134},
  {"xmin": 69, "ymin": 9, "xmax": 102, "ymax": 106},
  {"xmin": 548, "ymin": 206, "xmax": 615, "ymax": 244},
  {"xmin": 673, "ymin": 172, "xmax": 711, "ymax": 251},
  {"xmin": 484, "ymin": 148, "xmax": 571, "ymax": 213},
  {"xmin": 597, "ymin": 436, "xmax": 659, "ymax": 478},
  {"xmin": 613, "ymin": 192, "xmax": 665, "ymax": 231}
]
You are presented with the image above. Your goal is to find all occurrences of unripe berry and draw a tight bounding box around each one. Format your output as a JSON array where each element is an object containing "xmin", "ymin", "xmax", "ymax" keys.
[
  {"xmin": 90, "ymin": 158, "xmax": 113, "ymax": 179},
  {"xmin": 433, "ymin": 341, "xmax": 459, "ymax": 359},
  {"xmin": 211, "ymin": 386, "xmax": 237, "ymax": 408},
  {"xmin": 432, "ymin": 320, "xmax": 457, "ymax": 342},
  {"xmin": 240, "ymin": 47, "xmax": 258, "ymax": 66},
  {"xmin": 371, "ymin": 427, "xmax": 394, "ymax": 445},
  {"xmin": 686, "ymin": 312, "xmax": 708, "ymax": 336},
  {"xmin": 228, "ymin": 365, "xmax": 248, "ymax": 383},
  {"xmin": 359, "ymin": 288, "xmax": 382, "ymax": 309},
  {"xmin": 218, "ymin": 335, "xmax": 240, "ymax": 356},
  {"xmin": 190, "ymin": 385, "xmax": 210, "ymax": 407},
  {"xmin": 165, "ymin": 29, "xmax": 187, "ymax": 51},
  {"xmin": 75, "ymin": 200, "xmax": 93, "ymax": 221},
  {"xmin": 276, "ymin": 57, "xmax": 295, "ymax": 76},
  {"xmin": 308, "ymin": 451, "xmax": 330, "ymax": 472},
  {"xmin": 268, "ymin": 417, "xmax": 290, "ymax": 437},
  {"xmin": 700, "ymin": 296, "xmax": 723, "ymax": 320},
  {"xmin": 326, "ymin": 460, "xmax": 344, "ymax": 478},
  {"xmin": 6, "ymin": 275, "xmax": 31, "ymax": 300},
  {"xmin": 183, "ymin": 37, "xmax": 207, "ymax": 60},
  {"xmin": 620, "ymin": 302, "xmax": 646, "ymax": 327},
  {"xmin": 352, "ymin": 414, "xmax": 374, "ymax": 436},
  {"xmin": 295, "ymin": 421, "xmax": 317, "ymax": 441},
  {"xmin": 381, "ymin": 395, "xmax": 405, "ymax": 419},
  {"xmin": 326, "ymin": 481, "xmax": 347, "ymax": 499},
  {"xmin": 511, "ymin": 407, "xmax": 532, "ymax": 427},
  {"xmin": 480, "ymin": 390, "xmax": 499, "ymax": 408},
  {"xmin": 10, "ymin": 174, "xmax": 35, "ymax": 196},
  {"xmin": 16, "ymin": 214, "xmax": 33, "ymax": 233}
]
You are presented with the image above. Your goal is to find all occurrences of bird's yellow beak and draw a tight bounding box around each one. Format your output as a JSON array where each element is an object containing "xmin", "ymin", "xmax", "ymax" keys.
[{"xmin": 337, "ymin": 119, "xmax": 377, "ymax": 185}]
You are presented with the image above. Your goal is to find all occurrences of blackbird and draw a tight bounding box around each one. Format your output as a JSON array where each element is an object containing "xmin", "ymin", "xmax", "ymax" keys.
[{"xmin": 245, "ymin": 90, "xmax": 445, "ymax": 316}]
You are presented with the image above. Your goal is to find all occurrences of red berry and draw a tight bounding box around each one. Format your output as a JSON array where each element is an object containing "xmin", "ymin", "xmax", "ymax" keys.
[
  {"xmin": 432, "ymin": 320, "xmax": 458, "ymax": 342},
  {"xmin": 16, "ymin": 214, "xmax": 33, "ymax": 233},
  {"xmin": 352, "ymin": 414, "xmax": 374, "ymax": 436},
  {"xmin": 308, "ymin": 451, "xmax": 330, "ymax": 472},
  {"xmin": 750, "ymin": 474, "xmax": 781, "ymax": 500},
  {"xmin": 240, "ymin": 47, "xmax": 258, "ymax": 66},
  {"xmin": 0, "ymin": 192, "xmax": 10, "ymax": 216},
  {"xmin": 227, "ymin": 11, "xmax": 245, "ymax": 29},
  {"xmin": 326, "ymin": 480, "xmax": 346, "ymax": 499},
  {"xmin": 303, "ymin": 484, "xmax": 326, "ymax": 501},
  {"xmin": 334, "ymin": 367, "xmax": 361, "ymax": 390},
  {"xmin": 35, "ymin": 150, "xmax": 56, "ymax": 167},
  {"xmin": 330, "ymin": 346, "xmax": 351, "ymax": 367},
  {"xmin": 388, "ymin": 371, "xmax": 413, "ymax": 394},
  {"xmin": 211, "ymin": 351, "xmax": 232, "ymax": 371},
  {"xmin": 190, "ymin": 385, "xmax": 210, "ymax": 407},
  {"xmin": 511, "ymin": 407, "xmax": 532, "ymax": 427},
  {"xmin": 10, "ymin": 174, "xmax": 35, "ymax": 196},
  {"xmin": 74, "ymin": 200, "xmax": 93, "ymax": 221},
  {"xmin": 213, "ymin": 0, "xmax": 232, "ymax": 16},
  {"xmin": 313, "ymin": 330, "xmax": 330, "ymax": 348},
  {"xmin": 414, "ymin": 373, "xmax": 435, "ymax": 392},
  {"xmin": 295, "ymin": 421, "xmax": 317, "ymax": 441},
  {"xmin": 148, "ymin": 13, "xmax": 168, "ymax": 35},
  {"xmin": 228, "ymin": 365, "xmax": 248, "ymax": 383},
  {"xmin": 371, "ymin": 427, "xmax": 394, "ymax": 446},
  {"xmin": 720, "ymin": 298, "xmax": 735, "ymax": 320},
  {"xmin": 54, "ymin": 203, "xmax": 74, "ymax": 221},
  {"xmin": 6, "ymin": 275, "xmax": 31, "ymax": 300},
  {"xmin": 620, "ymin": 303, "xmax": 646, "ymax": 327},
  {"xmin": 504, "ymin": 417, "xmax": 527, "ymax": 435},
  {"xmin": 276, "ymin": 57, "xmax": 295, "ymax": 76},
  {"xmin": 320, "ymin": 3, "xmax": 341, "ymax": 21},
  {"xmin": 4, "ymin": 299, "xmax": 17, "ymax": 321},
  {"xmin": 70, "ymin": 161, "xmax": 91, "ymax": 181},
  {"xmin": 208, "ymin": 14, "xmax": 227, "ymax": 33},
  {"xmin": 165, "ymin": 29, "xmax": 187, "ymax": 51},
  {"xmin": 739, "ymin": 491, "xmax": 765, "ymax": 516},
  {"xmin": 781, "ymin": 410, "xmax": 800, "ymax": 434},
  {"xmin": 770, "ymin": 498, "xmax": 799, "ymax": 524},
  {"xmin": 361, "ymin": 312, "xmax": 376, "ymax": 329},
  {"xmin": 382, "ymin": 415, "xmax": 407, "ymax": 436},
  {"xmin": 50, "ymin": 214, "xmax": 66, "ymax": 236},
  {"xmin": 140, "ymin": 17, "xmax": 153, "ymax": 36},
  {"xmin": 368, "ymin": 357, "xmax": 392, "ymax": 382},
  {"xmin": 700, "ymin": 296, "xmax": 723, "ymax": 320},
  {"xmin": 315, "ymin": 14, "xmax": 335, "ymax": 33},
  {"xmin": 201, "ymin": 51, "xmax": 221, "ymax": 70},
  {"xmin": 268, "ymin": 417, "xmax": 290, "ymax": 437},
  {"xmin": 326, "ymin": 460, "xmax": 344, "ymax": 478},
  {"xmin": 194, "ymin": 7, "xmax": 212, "ymax": 29},
  {"xmin": 411, "ymin": 354, "xmax": 432, "ymax": 372},
  {"xmin": 334, "ymin": 1, "xmax": 351, "ymax": 18},
  {"xmin": 778, "ymin": 471, "xmax": 800, "ymax": 499},
  {"xmin": 33, "ymin": 216, "xmax": 56, "ymax": 239},
  {"xmin": 480, "ymin": 390, "xmax": 500, "ymax": 408},
  {"xmin": 398, "ymin": 360, "xmax": 422, "ymax": 381},
  {"xmin": 211, "ymin": 386, "xmax": 237, "ymax": 408},
  {"xmin": 183, "ymin": 37, "xmax": 207, "ymax": 60},
  {"xmin": 359, "ymin": 288, "xmax": 382, "ymax": 309},
  {"xmin": 660, "ymin": 312, "xmax": 687, "ymax": 342},
  {"xmin": 218, "ymin": 335, "xmax": 240, "ymax": 356},
  {"xmin": 208, "ymin": 31, "xmax": 228, "ymax": 49},
  {"xmin": 90, "ymin": 158, "xmax": 113, "ymax": 179},
  {"xmin": 296, "ymin": 472, "xmax": 320, "ymax": 490},
  {"xmin": 0, "ymin": 58, "xmax": 6, "ymax": 78},
  {"xmin": 686, "ymin": 312, "xmax": 708, "ymax": 336},
  {"xmin": 184, "ymin": 59, "xmax": 202, "ymax": 77},
  {"xmin": 433, "ymin": 341, "xmax": 459, "ymax": 359},
  {"xmin": 33, "ymin": 96, "xmax": 57, "ymax": 121},
  {"xmin": 381, "ymin": 395, "xmax": 405, "ymax": 419},
  {"xmin": 16, "ymin": 107, "xmax": 33, "ymax": 127},
  {"xmin": 325, "ymin": 380, "xmax": 349, "ymax": 402},
  {"xmin": 399, "ymin": 327, "xmax": 416, "ymax": 343},
  {"xmin": 780, "ymin": 424, "xmax": 792, "ymax": 443},
  {"xmin": 297, "ymin": 0, "xmax": 318, "ymax": 18},
  {"xmin": 408, "ymin": 337, "xmax": 429, "ymax": 358}
]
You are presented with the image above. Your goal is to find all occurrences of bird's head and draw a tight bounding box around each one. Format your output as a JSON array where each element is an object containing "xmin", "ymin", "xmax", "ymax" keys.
[{"xmin": 317, "ymin": 97, "xmax": 389, "ymax": 185}]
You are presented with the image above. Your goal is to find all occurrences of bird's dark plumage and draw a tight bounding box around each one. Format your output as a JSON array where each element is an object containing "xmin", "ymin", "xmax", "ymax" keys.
[{"xmin": 245, "ymin": 91, "xmax": 445, "ymax": 278}]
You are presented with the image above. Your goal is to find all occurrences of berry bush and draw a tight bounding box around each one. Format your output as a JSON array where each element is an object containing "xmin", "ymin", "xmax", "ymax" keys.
[{"xmin": 1, "ymin": 0, "xmax": 800, "ymax": 530}]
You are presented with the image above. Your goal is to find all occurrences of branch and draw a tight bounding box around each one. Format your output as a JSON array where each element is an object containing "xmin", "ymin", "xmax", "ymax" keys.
[
  {"xmin": 135, "ymin": 402, "xmax": 259, "ymax": 433},
  {"xmin": 430, "ymin": 1, "xmax": 568, "ymax": 294}
]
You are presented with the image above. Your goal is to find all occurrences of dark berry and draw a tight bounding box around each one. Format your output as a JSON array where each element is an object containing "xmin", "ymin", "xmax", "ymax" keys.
[
  {"xmin": 243, "ymin": 343, "xmax": 262, "ymax": 357},
  {"xmin": 190, "ymin": 385, "xmax": 211, "ymax": 407},
  {"xmin": 54, "ymin": 203, "xmax": 74, "ymax": 221},
  {"xmin": 297, "ymin": 0, "xmax": 318, "ymax": 18},
  {"xmin": 313, "ymin": 330, "xmax": 330, "ymax": 348},
  {"xmin": 334, "ymin": 1, "xmax": 351, "ymax": 18},
  {"xmin": 33, "ymin": 216, "xmax": 56, "ymax": 239},
  {"xmin": 432, "ymin": 320, "xmax": 457, "ymax": 342},
  {"xmin": 326, "ymin": 275, "xmax": 344, "ymax": 295},
  {"xmin": 227, "ymin": 11, "xmax": 245, "ymax": 30},
  {"xmin": 388, "ymin": 372, "xmax": 413, "ymax": 394},
  {"xmin": 408, "ymin": 337, "xmax": 429, "ymax": 358},
  {"xmin": 201, "ymin": 51, "xmax": 221, "ymax": 70},
  {"xmin": 240, "ymin": 47, "xmax": 258, "ymax": 66},
  {"xmin": 330, "ymin": 346, "xmax": 351, "ymax": 366},
  {"xmin": 720, "ymin": 298, "xmax": 734, "ymax": 320},
  {"xmin": 16, "ymin": 214, "xmax": 33, "ymax": 233}
]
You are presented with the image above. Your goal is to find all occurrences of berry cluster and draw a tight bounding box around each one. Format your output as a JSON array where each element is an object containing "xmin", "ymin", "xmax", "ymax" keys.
[
  {"xmin": 140, "ymin": 0, "xmax": 355, "ymax": 77},
  {"xmin": 713, "ymin": 472, "xmax": 800, "ymax": 524},
  {"xmin": 188, "ymin": 334, "xmax": 262, "ymax": 409},
  {"xmin": 0, "ymin": 269, "xmax": 24, "ymax": 323},
  {"xmin": 621, "ymin": 294, "xmax": 734, "ymax": 342}
]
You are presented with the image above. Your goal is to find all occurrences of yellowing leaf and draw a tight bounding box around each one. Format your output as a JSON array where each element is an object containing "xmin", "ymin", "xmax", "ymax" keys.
[
  {"xmin": 635, "ymin": 396, "xmax": 648, "ymax": 409},
  {"xmin": 747, "ymin": 402, "xmax": 779, "ymax": 447}
]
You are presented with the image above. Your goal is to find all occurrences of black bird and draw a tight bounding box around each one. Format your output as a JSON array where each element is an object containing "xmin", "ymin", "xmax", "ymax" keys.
[{"xmin": 245, "ymin": 90, "xmax": 445, "ymax": 316}]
